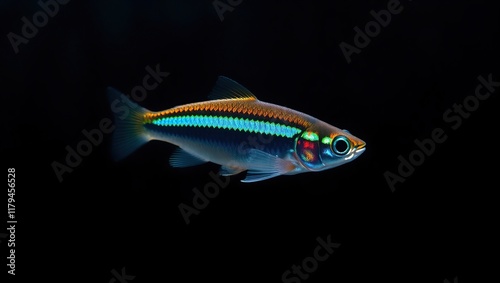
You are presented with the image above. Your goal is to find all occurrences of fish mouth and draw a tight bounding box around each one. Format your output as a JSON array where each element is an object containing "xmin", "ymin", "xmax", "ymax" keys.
[
  {"xmin": 343, "ymin": 143, "xmax": 366, "ymax": 161},
  {"xmin": 356, "ymin": 147, "xmax": 366, "ymax": 153},
  {"xmin": 354, "ymin": 142, "xmax": 366, "ymax": 154},
  {"xmin": 355, "ymin": 142, "xmax": 366, "ymax": 153}
]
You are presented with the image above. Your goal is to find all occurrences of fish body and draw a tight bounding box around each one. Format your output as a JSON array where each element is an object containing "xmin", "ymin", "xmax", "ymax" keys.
[{"xmin": 108, "ymin": 76, "xmax": 366, "ymax": 182}]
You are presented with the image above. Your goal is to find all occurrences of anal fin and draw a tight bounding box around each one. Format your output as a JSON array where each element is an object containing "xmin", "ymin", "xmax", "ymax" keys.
[
  {"xmin": 219, "ymin": 165, "xmax": 245, "ymax": 176},
  {"xmin": 169, "ymin": 148, "xmax": 208, "ymax": 168}
]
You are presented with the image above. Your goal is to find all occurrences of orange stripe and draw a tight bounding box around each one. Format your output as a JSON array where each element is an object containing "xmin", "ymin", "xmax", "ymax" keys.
[{"xmin": 144, "ymin": 99, "xmax": 312, "ymax": 128}]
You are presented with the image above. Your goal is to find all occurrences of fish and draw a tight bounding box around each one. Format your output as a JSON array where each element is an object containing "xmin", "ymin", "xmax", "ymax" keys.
[{"xmin": 107, "ymin": 76, "xmax": 366, "ymax": 182}]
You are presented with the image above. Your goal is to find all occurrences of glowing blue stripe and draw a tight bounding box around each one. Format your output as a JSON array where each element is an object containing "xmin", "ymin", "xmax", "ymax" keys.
[{"xmin": 151, "ymin": 115, "xmax": 301, "ymax": 138}]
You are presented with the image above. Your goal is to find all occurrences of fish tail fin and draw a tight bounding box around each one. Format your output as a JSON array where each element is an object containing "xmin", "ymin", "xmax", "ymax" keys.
[{"xmin": 107, "ymin": 87, "xmax": 150, "ymax": 161}]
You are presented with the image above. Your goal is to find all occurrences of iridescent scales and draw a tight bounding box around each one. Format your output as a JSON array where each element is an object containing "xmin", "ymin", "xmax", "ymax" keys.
[
  {"xmin": 150, "ymin": 115, "xmax": 302, "ymax": 138},
  {"xmin": 107, "ymin": 76, "xmax": 366, "ymax": 182}
]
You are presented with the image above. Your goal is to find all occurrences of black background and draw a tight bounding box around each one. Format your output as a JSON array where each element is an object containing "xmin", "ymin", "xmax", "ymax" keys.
[{"xmin": 1, "ymin": 0, "xmax": 499, "ymax": 282}]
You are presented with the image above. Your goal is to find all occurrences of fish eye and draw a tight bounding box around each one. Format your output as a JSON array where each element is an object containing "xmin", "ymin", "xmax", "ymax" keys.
[{"xmin": 332, "ymin": 136, "xmax": 351, "ymax": 155}]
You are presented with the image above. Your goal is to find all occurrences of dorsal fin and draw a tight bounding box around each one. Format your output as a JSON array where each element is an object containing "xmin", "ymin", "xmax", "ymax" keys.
[{"xmin": 208, "ymin": 76, "xmax": 258, "ymax": 100}]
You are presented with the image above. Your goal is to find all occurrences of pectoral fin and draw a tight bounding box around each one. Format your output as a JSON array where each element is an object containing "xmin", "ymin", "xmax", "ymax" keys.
[{"xmin": 242, "ymin": 149, "xmax": 296, "ymax": 183}]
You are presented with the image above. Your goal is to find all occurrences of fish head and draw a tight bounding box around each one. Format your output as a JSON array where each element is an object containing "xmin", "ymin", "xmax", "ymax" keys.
[{"xmin": 294, "ymin": 122, "xmax": 366, "ymax": 172}]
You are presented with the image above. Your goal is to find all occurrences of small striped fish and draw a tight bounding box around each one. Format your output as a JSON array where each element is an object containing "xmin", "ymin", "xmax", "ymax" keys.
[{"xmin": 107, "ymin": 76, "xmax": 366, "ymax": 182}]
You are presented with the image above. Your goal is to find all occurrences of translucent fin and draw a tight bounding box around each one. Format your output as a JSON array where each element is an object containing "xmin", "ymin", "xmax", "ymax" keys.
[
  {"xmin": 208, "ymin": 76, "xmax": 258, "ymax": 100},
  {"xmin": 107, "ymin": 87, "xmax": 150, "ymax": 161},
  {"xmin": 169, "ymin": 148, "xmax": 208, "ymax": 168},
  {"xmin": 219, "ymin": 165, "xmax": 245, "ymax": 176},
  {"xmin": 242, "ymin": 171, "xmax": 284, "ymax": 183},
  {"xmin": 241, "ymin": 149, "xmax": 295, "ymax": 183}
]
